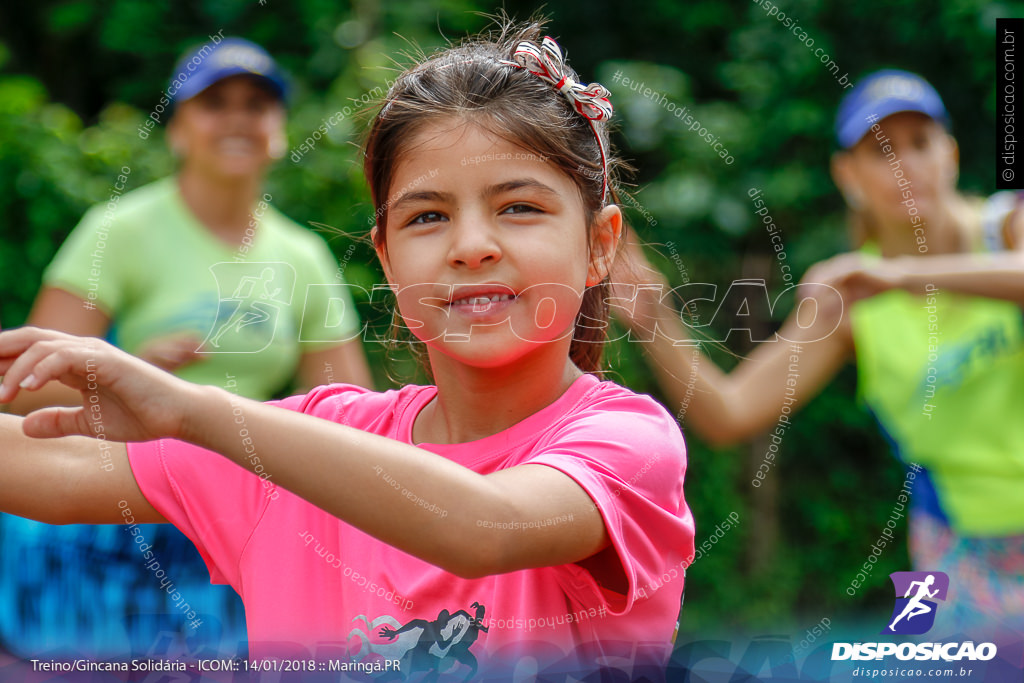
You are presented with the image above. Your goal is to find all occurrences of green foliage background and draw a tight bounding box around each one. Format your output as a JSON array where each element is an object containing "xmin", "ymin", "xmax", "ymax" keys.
[{"xmin": 0, "ymin": 0, "xmax": 1018, "ymax": 642}]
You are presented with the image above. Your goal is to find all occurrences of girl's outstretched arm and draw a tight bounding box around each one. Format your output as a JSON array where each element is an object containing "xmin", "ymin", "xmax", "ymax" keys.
[
  {"xmin": 0, "ymin": 326, "xmax": 169, "ymax": 525},
  {"xmin": 0, "ymin": 417, "xmax": 164, "ymax": 525},
  {"xmin": 184, "ymin": 395, "xmax": 609, "ymax": 579},
  {"xmin": 0, "ymin": 327, "xmax": 607, "ymax": 580}
]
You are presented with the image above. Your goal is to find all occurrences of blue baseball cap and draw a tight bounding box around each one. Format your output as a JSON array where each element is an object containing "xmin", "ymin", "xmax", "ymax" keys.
[
  {"xmin": 835, "ymin": 69, "xmax": 949, "ymax": 149},
  {"xmin": 168, "ymin": 37, "xmax": 288, "ymax": 106}
]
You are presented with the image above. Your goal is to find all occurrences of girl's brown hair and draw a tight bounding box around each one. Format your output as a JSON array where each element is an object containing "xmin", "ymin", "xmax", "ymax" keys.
[{"xmin": 363, "ymin": 17, "xmax": 627, "ymax": 376}]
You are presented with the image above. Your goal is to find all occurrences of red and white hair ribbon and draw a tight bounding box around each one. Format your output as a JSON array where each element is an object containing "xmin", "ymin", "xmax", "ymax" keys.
[{"xmin": 505, "ymin": 36, "xmax": 613, "ymax": 202}]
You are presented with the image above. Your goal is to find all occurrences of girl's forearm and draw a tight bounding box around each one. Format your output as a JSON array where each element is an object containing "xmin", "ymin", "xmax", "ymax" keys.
[
  {"xmin": 0, "ymin": 414, "xmax": 149, "ymax": 524},
  {"xmin": 0, "ymin": 328, "xmax": 602, "ymax": 572},
  {"xmin": 180, "ymin": 386, "xmax": 592, "ymax": 578},
  {"xmin": 4, "ymin": 380, "xmax": 83, "ymax": 416},
  {"xmin": 0, "ymin": 414, "xmax": 74, "ymax": 522}
]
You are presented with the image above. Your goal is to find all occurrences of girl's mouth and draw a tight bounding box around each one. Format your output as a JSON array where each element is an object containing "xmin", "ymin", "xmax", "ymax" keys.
[
  {"xmin": 450, "ymin": 293, "xmax": 517, "ymax": 312},
  {"xmin": 446, "ymin": 285, "xmax": 519, "ymax": 317}
]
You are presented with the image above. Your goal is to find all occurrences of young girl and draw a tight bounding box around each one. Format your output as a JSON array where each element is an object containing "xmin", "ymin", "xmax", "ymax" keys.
[
  {"xmin": 0, "ymin": 21, "xmax": 694, "ymax": 679},
  {"xmin": 616, "ymin": 69, "xmax": 1024, "ymax": 634}
]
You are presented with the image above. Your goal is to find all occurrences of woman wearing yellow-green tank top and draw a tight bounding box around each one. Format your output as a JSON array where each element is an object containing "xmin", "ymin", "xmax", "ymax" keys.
[{"xmin": 615, "ymin": 70, "xmax": 1024, "ymax": 634}]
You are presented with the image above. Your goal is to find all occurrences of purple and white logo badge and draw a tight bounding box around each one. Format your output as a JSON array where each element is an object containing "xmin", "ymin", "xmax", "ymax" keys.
[{"xmin": 882, "ymin": 571, "xmax": 949, "ymax": 635}]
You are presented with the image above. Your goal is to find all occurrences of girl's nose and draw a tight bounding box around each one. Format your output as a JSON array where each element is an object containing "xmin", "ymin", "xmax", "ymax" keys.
[{"xmin": 447, "ymin": 220, "xmax": 502, "ymax": 269}]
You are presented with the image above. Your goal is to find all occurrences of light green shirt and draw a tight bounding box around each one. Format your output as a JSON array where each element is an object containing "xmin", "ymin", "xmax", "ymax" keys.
[{"xmin": 46, "ymin": 177, "xmax": 361, "ymax": 400}]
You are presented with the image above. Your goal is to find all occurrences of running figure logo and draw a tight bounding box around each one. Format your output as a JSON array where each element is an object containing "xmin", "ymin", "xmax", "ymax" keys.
[
  {"xmin": 201, "ymin": 262, "xmax": 295, "ymax": 353},
  {"xmin": 882, "ymin": 571, "xmax": 949, "ymax": 635},
  {"xmin": 376, "ymin": 602, "xmax": 488, "ymax": 681}
]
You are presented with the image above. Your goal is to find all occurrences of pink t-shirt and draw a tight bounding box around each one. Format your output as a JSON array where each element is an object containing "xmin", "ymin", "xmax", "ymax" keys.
[{"xmin": 127, "ymin": 373, "xmax": 694, "ymax": 678}]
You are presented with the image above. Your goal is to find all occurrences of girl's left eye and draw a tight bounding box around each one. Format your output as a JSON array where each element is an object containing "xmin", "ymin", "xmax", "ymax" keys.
[
  {"xmin": 501, "ymin": 203, "xmax": 541, "ymax": 215},
  {"xmin": 410, "ymin": 211, "xmax": 446, "ymax": 225}
]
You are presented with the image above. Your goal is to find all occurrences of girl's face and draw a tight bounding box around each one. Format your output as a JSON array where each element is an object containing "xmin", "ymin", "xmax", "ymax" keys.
[
  {"xmin": 375, "ymin": 120, "xmax": 620, "ymax": 370},
  {"xmin": 168, "ymin": 75, "xmax": 284, "ymax": 180},
  {"xmin": 833, "ymin": 112, "xmax": 958, "ymax": 230}
]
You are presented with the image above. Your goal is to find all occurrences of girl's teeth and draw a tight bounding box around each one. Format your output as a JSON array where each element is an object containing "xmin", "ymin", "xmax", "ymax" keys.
[{"xmin": 454, "ymin": 294, "xmax": 514, "ymax": 306}]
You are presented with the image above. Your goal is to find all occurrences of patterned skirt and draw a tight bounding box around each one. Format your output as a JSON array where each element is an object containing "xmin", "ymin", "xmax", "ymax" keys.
[{"xmin": 909, "ymin": 512, "xmax": 1024, "ymax": 636}]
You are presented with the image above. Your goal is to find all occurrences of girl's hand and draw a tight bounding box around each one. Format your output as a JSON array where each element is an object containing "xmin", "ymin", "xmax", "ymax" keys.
[{"xmin": 0, "ymin": 327, "xmax": 200, "ymax": 441}]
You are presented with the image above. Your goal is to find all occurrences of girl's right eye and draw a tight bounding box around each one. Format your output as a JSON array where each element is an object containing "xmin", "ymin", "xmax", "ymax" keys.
[{"xmin": 409, "ymin": 211, "xmax": 446, "ymax": 225}]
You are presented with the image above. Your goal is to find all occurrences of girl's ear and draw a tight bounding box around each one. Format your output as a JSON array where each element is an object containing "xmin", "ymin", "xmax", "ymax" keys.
[
  {"xmin": 586, "ymin": 205, "xmax": 623, "ymax": 286},
  {"xmin": 371, "ymin": 225, "xmax": 393, "ymax": 282}
]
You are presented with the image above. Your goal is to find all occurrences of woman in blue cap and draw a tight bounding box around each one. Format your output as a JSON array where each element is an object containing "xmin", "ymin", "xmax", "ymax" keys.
[
  {"xmin": 616, "ymin": 69, "xmax": 1024, "ymax": 633},
  {"xmin": 0, "ymin": 37, "xmax": 371, "ymax": 659}
]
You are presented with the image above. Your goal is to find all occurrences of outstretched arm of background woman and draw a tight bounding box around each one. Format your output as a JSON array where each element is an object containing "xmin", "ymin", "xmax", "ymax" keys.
[
  {"xmin": 815, "ymin": 249, "xmax": 1024, "ymax": 305},
  {"xmin": 611, "ymin": 240, "xmax": 853, "ymax": 446}
]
